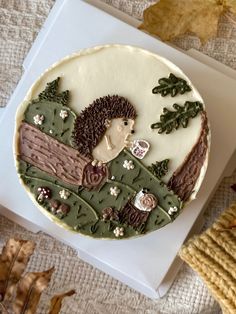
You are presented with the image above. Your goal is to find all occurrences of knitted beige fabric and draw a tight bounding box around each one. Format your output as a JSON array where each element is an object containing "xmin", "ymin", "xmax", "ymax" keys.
[
  {"xmin": 0, "ymin": 0, "xmax": 236, "ymax": 313},
  {"xmin": 180, "ymin": 203, "xmax": 236, "ymax": 314}
]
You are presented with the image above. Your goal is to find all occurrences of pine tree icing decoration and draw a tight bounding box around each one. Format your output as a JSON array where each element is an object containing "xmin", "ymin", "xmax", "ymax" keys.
[
  {"xmin": 38, "ymin": 77, "xmax": 69, "ymax": 106},
  {"xmin": 24, "ymin": 77, "xmax": 75, "ymax": 147},
  {"xmin": 148, "ymin": 159, "xmax": 169, "ymax": 179},
  {"xmin": 151, "ymin": 101, "xmax": 203, "ymax": 134},
  {"xmin": 152, "ymin": 73, "xmax": 191, "ymax": 97}
]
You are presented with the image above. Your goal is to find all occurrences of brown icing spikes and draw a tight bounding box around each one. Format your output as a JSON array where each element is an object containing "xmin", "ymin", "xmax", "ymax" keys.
[{"xmin": 73, "ymin": 95, "xmax": 137, "ymax": 158}]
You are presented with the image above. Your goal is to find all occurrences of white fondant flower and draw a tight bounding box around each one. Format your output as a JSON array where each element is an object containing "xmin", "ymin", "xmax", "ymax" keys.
[
  {"xmin": 168, "ymin": 206, "xmax": 178, "ymax": 215},
  {"xmin": 113, "ymin": 227, "xmax": 124, "ymax": 237},
  {"xmin": 110, "ymin": 186, "xmax": 120, "ymax": 197},
  {"xmin": 33, "ymin": 114, "xmax": 44, "ymax": 125},
  {"xmin": 59, "ymin": 189, "xmax": 70, "ymax": 200},
  {"xmin": 123, "ymin": 160, "xmax": 135, "ymax": 170},
  {"xmin": 59, "ymin": 109, "xmax": 69, "ymax": 120}
]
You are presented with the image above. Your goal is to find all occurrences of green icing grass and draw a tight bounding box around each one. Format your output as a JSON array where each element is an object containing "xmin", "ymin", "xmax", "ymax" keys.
[
  {"xmin": 24, "ymin": 100, "xmax": 76, "ymax": 146},
  {"xmin": 18, "ymin": 148, "xmax": 182, "ymax": 239}
]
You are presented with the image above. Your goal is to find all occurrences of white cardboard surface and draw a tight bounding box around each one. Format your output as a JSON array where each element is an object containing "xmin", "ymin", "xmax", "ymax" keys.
[{"xmin": 1, "ymin": 0, "xmax": 236, "ymax": 299}]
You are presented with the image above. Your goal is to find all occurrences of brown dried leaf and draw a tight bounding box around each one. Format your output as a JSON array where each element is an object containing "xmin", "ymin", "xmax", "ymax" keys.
[
  {"xmin": 12, "ymin": 267, "xmax": 54, "ymax": 314},
  {"xmin": 225, "ymin": 0, "xmax": 236, "ymax": 15},
  {"xmin": 139, "ymin": 0, "xmax": 225, "ymax": 43},
  {"xmin": 231, "ymin": 184, "xmax": 236, "ymax": 192},
  {"xmin": 0, "ymin": 302, "xmax": 9, "ymax": 314},
  {"xmin": 228, "ymin": 218, "xmax": 236, "ymax": 229},
  {"xmin": 0, "ymin": 239, "xmax": 35, "ymax": 301},
  {"xmin": 48, "ymin": 290, "xmax": 76, "ymax": 314}
]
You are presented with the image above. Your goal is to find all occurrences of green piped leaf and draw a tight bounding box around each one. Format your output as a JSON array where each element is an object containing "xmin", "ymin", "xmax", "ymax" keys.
[
  {"xmin": 152, "ymin": 73, "xmax": 191, "ymax": 97},
  {"xmin": 151, "ymin": 101, "xmax": 203, "ymax": 134}
]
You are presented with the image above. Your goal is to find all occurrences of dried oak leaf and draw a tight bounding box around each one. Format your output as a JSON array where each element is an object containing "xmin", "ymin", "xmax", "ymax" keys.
[
  {"xmin": 228, "ymin": 218, "xmax": 236, "ymax": 229},
  {"xmin": 0, "ymin": 239, "xmax": 35, "ymax": 301},
  {"xmin": 139, "ymin": 0, "xmax": 236, "ymax": 43},
  {"xmin": 48, "ymin": 289, "xmax": 76, "ymax": 314},
  {"xmin": 231, "ymin": 183, "xmax": 236, "ymax": 192},
  {"xmin": 12, "ymin": 267, "xmax": 54, "ymax": 314},
  {"xmin": 227, "ymin": 0, "xmax": 236, "ymax": 15}
]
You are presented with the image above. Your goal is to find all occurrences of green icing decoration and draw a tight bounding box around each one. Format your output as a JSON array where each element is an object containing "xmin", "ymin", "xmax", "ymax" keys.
[
  {"xmin": 22, "ymin": 174, "xmax": 99, "ymax": 220},
  {"xmin": 23, "ymin": 77, "xmax": 75, "ymax": 146},
  {"xmin": 152, "ymin": 73, "xmax": 191, "ymax": 97},
  {"xmin": 18, "ymin": 148, "xmax": 182, "ymax": 239},
  {"xmin": 24, "ymin": 100, "xmax": 76, "ymax": 147},
  {"xmin": 38, "ymin": 77, "xmax": 69, "ymax": 106},
  {"xmin": 148, "ymin": 159, "xmax": 169, "ymax": 180},
  {"xmin": 151, "ymin": 101, "xmax": 203, "ymax": 134}
]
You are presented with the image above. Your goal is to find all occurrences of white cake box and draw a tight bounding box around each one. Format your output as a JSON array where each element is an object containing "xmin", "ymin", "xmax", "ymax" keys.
[{"xmin": 0, "ymin": 0, "xmax": 236, "ymax": 299}]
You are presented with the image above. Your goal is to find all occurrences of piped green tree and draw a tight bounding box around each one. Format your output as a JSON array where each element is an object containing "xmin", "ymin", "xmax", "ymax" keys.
[
  {"xmin": 38, "ymin": 77, "xmax": 69, "ymax": 106},
  {"xmin": 148, "ymin": 159, "xmax": 169, "ymax": 179}
]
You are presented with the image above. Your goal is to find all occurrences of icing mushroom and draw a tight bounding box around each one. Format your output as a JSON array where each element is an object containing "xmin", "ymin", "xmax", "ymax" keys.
[{"xmin": 37, "ymin": 187, "xmax": 52, "ymax": 202}]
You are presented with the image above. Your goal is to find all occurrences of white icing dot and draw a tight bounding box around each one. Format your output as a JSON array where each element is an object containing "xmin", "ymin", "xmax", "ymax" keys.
[
  {"xmin": 111, "ymin": 176, "xmax": 115, "ymax": 180},
  {"xmin": 49, "ymin": 129, "xmax": 53, "ymax": 134}
]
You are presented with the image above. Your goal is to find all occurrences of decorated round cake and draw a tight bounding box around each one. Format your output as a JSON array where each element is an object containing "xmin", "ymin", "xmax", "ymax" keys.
[{"xmin": 14, "ymin": 45, "xmax": 210, "ymax": 239}]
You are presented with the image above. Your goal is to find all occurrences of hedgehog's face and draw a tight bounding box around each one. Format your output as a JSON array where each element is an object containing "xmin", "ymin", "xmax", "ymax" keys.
[{"xmin": 92, "ymin": 118, "xmax": 135, "ymax": 163}]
